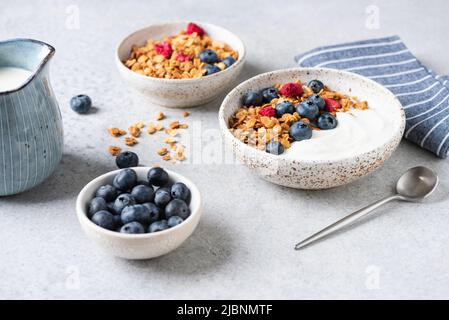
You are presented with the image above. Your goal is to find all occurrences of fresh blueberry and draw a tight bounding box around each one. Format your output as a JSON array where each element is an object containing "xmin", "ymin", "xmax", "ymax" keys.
[
  {"xmin": 107, "ymin": 202, "xmax": 118, "ymax": 215},
  {"xmin": 148, "ymin": 220, "xmax": 169, "ymax": 233},
  {"xmin": 147, "ymin": 167, "xmax": 169, "ymax": 187},
  {"xmin": 170, "ymin": 182, "xmax": 191, "ymax": 203},
  {"xmin": 142, "ymin": 202, "xmax": 162, "ymax": 223},
  {"xmin": 121, "ymin": 204, "xmax": 151, "ymax": 225},
  {"xmin": 167, "ymin": 216, "xmax": 184, "ymax": 228},
  {"xmin": 165, "ymin": 199, "xmax": 190, "ymax": 220},
  {"xmin": 296, "ymin": 101, "xmax": 319, "ymax": 120},
  {"xmin": 115, "ymin": 151, "xmax": 139, "ymax": 169},
  {"xmin": 113, "ymin": 168, "xmax": 137, "ymax": 191},
  {"xmin": 275, "ymin": 101, "xmax": 296, "ymax": 117},
  {"xmin": 203, "ymin": 64, "xmax": 221, "ymax": 75},
  {"xmin": 70, "ymin": 94, "xmax": 92, "ymax": 114},
  {"xmin": 137, "ymin": 180, "xmax": 150, "ymax": 186},
  {"xmin": 131, "ymin": 184, "xmax": 154, "ymax": 204},
  {"xmin": 154, "ymin": 187, "xmax": 172, "ymax": 208},
  {"xmin": 95, "ymin": 185, "xmax": 117, "ymax": 202},
  {"xmin": 120, "ymin": 222, "xmax": 145, "ymax": 234},
  {"xmin": 289, "ymin": 121, "xmax": 313, "ymax": 141},
  {"xmin": 88, "ymin": 197, "xmax": 108, "ymax": 218},
  {"xmin": 222, "ymin": 56, "xmax": 236, "ymax": 68},
  {"xmin": 199, "ymin": 49, "xmax": 218, "ymax": 63},
  {"xmin": 261, "ymin": 87, "xmax": 279, "ymax": 103},
  {"xmin": 265, "ymin": 140, "xmax": 284, "ymax": 155},
  {"xmin": 308, "ymin": 80, "xmax": 324, "ymax": 93},
  {"xmin": 91, "ymin": 210, "xmax": 115, "ymax": 230},
  {"xmin": 242, "ymin": 91, "xmax": 263, "ymax": 107},
  {"xmin": 113, "ymin": 214, "xmax": 123, "ymax": 228},
  {"xmin": 317, "ymin": 113, "xmax": 338, "ymax": 130},
  {"xmin": 113, "ymin": 193, "xmax": 136, "ymax": 214},
  {"xmin": 307, "ymin": 94, "xmax": 326, "ymax": 110}
]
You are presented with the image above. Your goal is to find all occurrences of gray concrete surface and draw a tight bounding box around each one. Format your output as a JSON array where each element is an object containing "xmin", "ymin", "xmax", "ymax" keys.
[{"xmin": 1, "ymin": 0, "xmax": 449, "ymax": 299}]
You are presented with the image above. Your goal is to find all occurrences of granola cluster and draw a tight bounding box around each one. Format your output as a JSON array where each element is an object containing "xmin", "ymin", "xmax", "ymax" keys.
[
  {"xmin": 123, "ymin": 22, "xmax": 238, "ymax": 79},
  {"xmin": 108, "ymin": 111, "xmax": 189, "ymax": 163},
  {"xmin": 229, "ymin": 80, "xmax": 368, "ymax": 154}
]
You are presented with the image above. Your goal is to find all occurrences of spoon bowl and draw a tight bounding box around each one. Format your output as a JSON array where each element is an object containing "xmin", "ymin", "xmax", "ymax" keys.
[{"xmin": 396, "ymin": 166, "xmax": 439, "ymax": 201}]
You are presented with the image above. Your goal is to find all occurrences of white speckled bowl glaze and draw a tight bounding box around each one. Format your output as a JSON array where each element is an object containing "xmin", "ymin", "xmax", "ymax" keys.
[
  {"xmin": 116, "ymin": 21, "xmax": 246, "ymax": 108},
  {"xmin": 76, "ymin": 167, "xmax": 202, "ymax": 260},
  {"xmin": 219, "ymin": 68, "xmax": 406, "ymax": 189}
]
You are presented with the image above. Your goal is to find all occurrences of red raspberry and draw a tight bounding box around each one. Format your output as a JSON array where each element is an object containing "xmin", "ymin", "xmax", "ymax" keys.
[
  {"xmin": 323, "ymin": 98, "xmax": 340, "ymax": 112},
  {"xmin": 175, "ymin": 52, "xmax": 191, "ymax": 62},
  {"xmin": 154, "ymin": 41, "xmax": 173, "ymax": 59},
  {"xmin": 258, "ymin": 106, "xmax": 276, "ymax": 117},
  {"xmin": 279, "ymin": 83, "xmax": 303, "ymax": 97},
  {"xmin": 186, "ymin": 22, "xmax": 205, "ymax": 36}
]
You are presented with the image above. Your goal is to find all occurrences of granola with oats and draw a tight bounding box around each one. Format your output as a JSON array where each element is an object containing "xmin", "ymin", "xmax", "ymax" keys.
[
  {"xmin": 107, "ymin": 110, "xmax": 190, "ymax": 163},
  {"xmin": 123, "ymin": 22, "xmax": 238, "ymax": 79},
  {"xmin": 229, "ymin": 79, "xmax": 369, "ymax": 155},
  {"xmin": 108, "ymin": 146, "xmax": 121, "ymax": 156}
]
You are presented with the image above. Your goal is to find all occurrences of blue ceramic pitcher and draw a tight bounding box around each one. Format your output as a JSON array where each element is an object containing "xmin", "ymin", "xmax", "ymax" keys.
[{"xmin": 0, "ymin": 39, "xmax": 63, "ymax": 196}]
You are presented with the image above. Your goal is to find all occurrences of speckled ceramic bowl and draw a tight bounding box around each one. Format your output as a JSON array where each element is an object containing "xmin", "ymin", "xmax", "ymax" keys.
[
  {"xmin": 116, "ymin": 21, "xmax": 245, "ymax": 108},
  {"xmin": 219, "ymin": 68, "xmax": 406, "ymax": 189},
  {"xmin": 76, "ymin": 167, "xmax": 202, "ymax": 260}
]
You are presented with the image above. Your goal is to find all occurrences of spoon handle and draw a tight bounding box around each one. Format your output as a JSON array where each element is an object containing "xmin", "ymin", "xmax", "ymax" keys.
[{"xmin": 295, "ymin": 194, "xmax": 400, "ymax": 250}]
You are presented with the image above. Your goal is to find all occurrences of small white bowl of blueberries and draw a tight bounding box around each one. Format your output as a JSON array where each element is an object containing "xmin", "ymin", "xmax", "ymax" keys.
[{"xmin": 76, "ymin": 166, "xmax": 202, "ymax": 260}]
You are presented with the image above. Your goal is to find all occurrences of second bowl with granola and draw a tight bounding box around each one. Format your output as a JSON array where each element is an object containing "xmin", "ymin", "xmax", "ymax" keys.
[
  {"xmin": 116, "ymin": 21, "xmax": 245, "ymax": 108},
  {"xmin": 219, "ymin": 68, "xmax": 405, "ymax": 189}
]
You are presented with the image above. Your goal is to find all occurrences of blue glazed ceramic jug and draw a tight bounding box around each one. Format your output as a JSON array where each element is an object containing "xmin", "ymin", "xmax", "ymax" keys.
[{"xmin": 0, "ymin": 39, "xmax": 63, "ymax": 196}]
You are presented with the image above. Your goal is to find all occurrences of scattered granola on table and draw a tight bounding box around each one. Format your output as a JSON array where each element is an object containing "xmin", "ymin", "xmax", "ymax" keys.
[
  {"xmin": 123, "ymin": 22, "xmax": 238, "ymax": 79},
  {"xmin": 229, "ymin": 79, "xmax": 369, "ymax": 155},
  {"xmin": 107, "ymin": 110, "xmax": 190, "ymax": 163}
]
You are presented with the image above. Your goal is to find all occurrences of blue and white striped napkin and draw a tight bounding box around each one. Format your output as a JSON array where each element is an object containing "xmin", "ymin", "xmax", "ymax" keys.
[{"xmin": 295, "ymin": 35, "xmax": 449, "ymax": 158}]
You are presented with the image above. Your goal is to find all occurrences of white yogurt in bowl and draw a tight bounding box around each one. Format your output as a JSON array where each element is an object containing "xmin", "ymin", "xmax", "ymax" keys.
[
  {"xmin": 219, "ymin": 67, "xmax": 405, "ymax": 189},
  {"xmin": 284, "ymin": 108, "xmax": 395, "ymax": 161},
  {"xmin": 0, "ymin": 67, "xmax": 32, "ymax": 92}
]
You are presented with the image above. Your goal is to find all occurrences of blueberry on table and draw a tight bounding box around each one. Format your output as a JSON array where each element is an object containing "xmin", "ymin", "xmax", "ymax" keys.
[
  {"xmin": 170, "ymin": 182, "xmax": 191, "ymax": 203},
  {"xmin": 88, "ymin": 197, "xmax": 108, "ymax": 218},
  {"xmin": 120, "ymin": 222, "xmax": 145, "ymax": 234},
  {"xmin": 121, "ymin": 204, "xmax": 151, "ymax": 225},
  {"xmin": 154, "ymin": 187, "xmax": 172, "ymax": 208},
  {"xmin": 147, "ymin": 167, "xmax": 169, "ymax": 187},
  {"xmin": 113, "ymin": 168, "xmax": 138, "ymax": 191},
  {"xmin": 148, "ymin": 220, "xmax": 169, "ymax": 233},
  {"xmin": 165, "ymin": 199, "xmax": 191, "ymax": 220},
  {"xmin": 70, "ymin": 94, "xmax": 92, "ymax": 114},
  {"xmin": 307, "ymin": 94, "xmax": 326, "ymax": 110},
  {"xmin": 262, "ymin": 87, "xmax": 279, "ymax": 103},
  {"xmin": 113, "ymin": 193, "xmax": 136, "ymax": 214},
  {"xmin": 167, "ymin": 216, "xmax": 184, "ymax": 228},
  {"xmin": 289, "ymin": 121, "xmax": 313, "ymax": 141},
  {"xmin": 131, "ymin": 184, "xmax": 154, "ymax": 204},
  {"xmin": 296, "ymin": 101, "xmax": 319, "ymax": 120},
  {"xmin": 199, "ymin": 49, "xmax": 219, "ymax": 63},
  {"xmin": 203, "ymin": 64, "xmax": 221, "ymax": 75},
  {"xmin": 91, "ymin": 210, "xmax": 115, "ymax": 230},
  {"xmin": 317, "ymin": 113, "xmax": 338, "ymax": 130},
  {"xmin": 142, "ymin": 202, "xmax": 161, "ymax": 223},
  {"xmin": 95, "ymin": 185, "xmax": 117, "ymax": 202},
  {"xmin": 275, "ymin": 101, "xmax": 296, "ymax": 117},
  {"xmin": 115, "ymin": 151, "xmax": 139, "ymax": 169},
  {"xmin": 308, "ymin": 80, "xmax": 324, "ymax": 93},
  {"xmin": 242, "ymin": 91, "xmax": 263, "ymax": 107},
  {"xmin": 222, "ymin": 56, "xmax": 236, "ymax": 68},
  {"xmin": 265, "ymin": 140, "xmax": 284, "ymax": 155}
]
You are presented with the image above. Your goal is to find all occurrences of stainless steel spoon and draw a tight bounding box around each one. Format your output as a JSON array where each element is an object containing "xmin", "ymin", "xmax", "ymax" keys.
[{"xmin": 295, "ymin": 166, "xmax": 438, "ymax": 250}]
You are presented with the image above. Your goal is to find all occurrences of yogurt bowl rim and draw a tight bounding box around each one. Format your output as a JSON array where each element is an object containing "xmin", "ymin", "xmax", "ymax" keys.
[
  {"xmin": 219, "ymin": 67, "xmax": 406, "ymax": 164},
  {"xmin": 76, "ymin": 167, "xmax": 202, "ymax": 240},
  {"xmin": 115, "ymin": 20, "xmax": 246, "ymax": 84}
]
